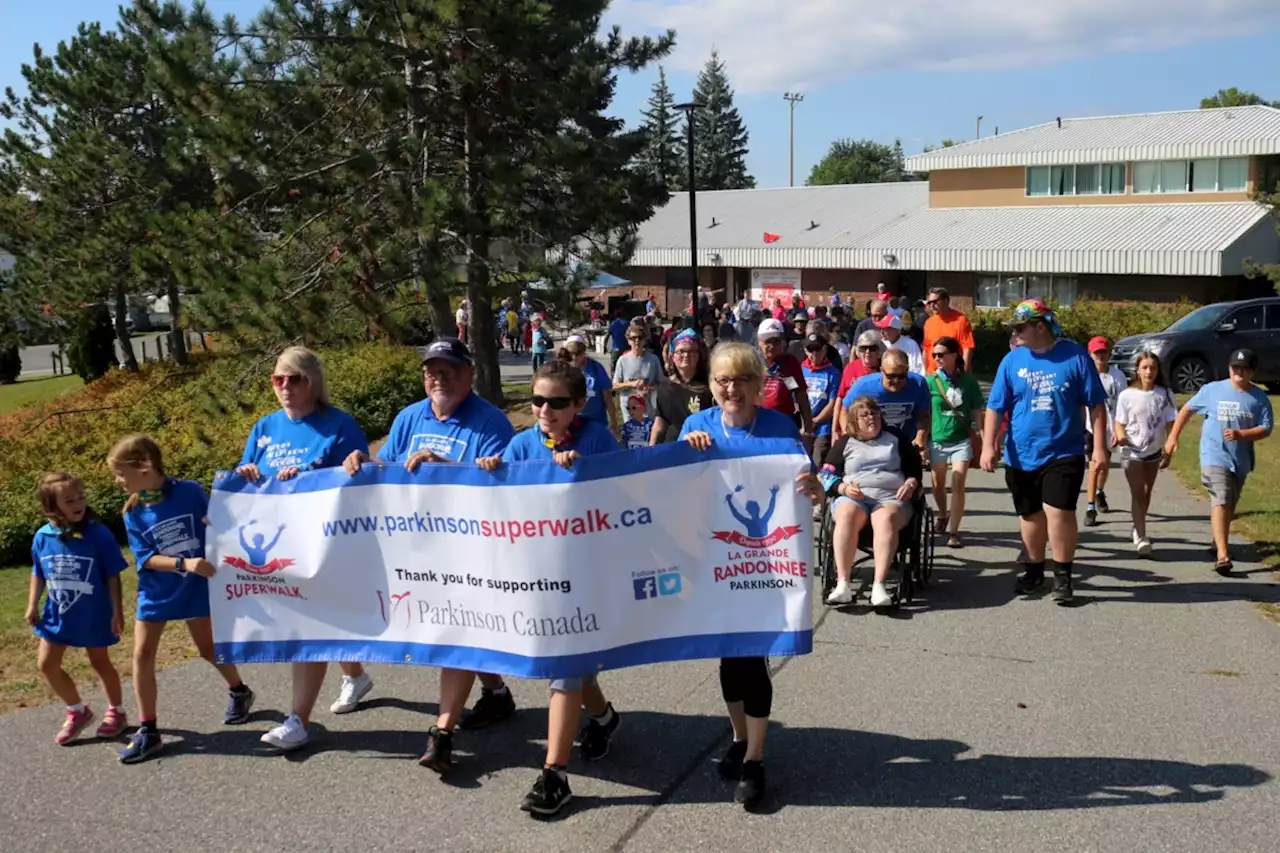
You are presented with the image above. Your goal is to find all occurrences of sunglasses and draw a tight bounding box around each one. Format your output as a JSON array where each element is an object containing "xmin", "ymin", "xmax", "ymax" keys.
[
  {"xmin": 932, "ymin": 350, "xmax": 952, "ymax": 358},
  {"xmin": 271, "ymin": 374, "xmax": 305, "ymax": 388},
  {"xmin": 1013, "ymin": 323, "xmax": 1029, "ymax": 333},
  {"xmin": 883, "ymin": 371, "xmax": 908, "ymax": 381},
  {"xmin": 531, "ymin": 395, "xmax": 574, "ymax": 410},
  {"xmin": 858, "ymin": 346, "xmax": 878, "ymax": 353},
  {"xmin": 627, "ymin": 336, "xmax": 645, "ymax": 342}
]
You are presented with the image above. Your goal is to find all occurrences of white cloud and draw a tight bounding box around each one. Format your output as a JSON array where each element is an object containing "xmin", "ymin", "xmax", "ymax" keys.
[{"xmin": 611, "ymin": 0, "xmax": 1280, "ymax": 93}]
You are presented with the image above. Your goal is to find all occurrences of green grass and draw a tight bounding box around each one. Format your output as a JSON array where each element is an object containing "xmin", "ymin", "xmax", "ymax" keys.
[
  {"xmin": 0, "ymin": 374, "xmax": 83, "ymax": 413},
  {"xmin": 1167, "ymin": 391, "xmax": 1280, "ymax": 573}
]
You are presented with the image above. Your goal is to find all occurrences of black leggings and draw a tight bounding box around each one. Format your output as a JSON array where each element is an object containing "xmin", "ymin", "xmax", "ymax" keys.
[{"xmin": 719, "ymin": 657, "xmax": 772, "ymax": 718}]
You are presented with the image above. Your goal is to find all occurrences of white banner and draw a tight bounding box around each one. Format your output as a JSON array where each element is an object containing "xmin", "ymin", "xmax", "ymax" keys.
[
  {"xmin": 208, "ymin": 440, "xmax": 814, "ymax": 678},
  {"xmin": 751, "ymin": 268, "xmax": 803, "ymax": 303}
]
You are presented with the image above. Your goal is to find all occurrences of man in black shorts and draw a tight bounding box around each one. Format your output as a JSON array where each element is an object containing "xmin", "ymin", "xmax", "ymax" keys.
[{"xmin": 981, "ymin": 299, "xmax": 1108, "ymax": 604}]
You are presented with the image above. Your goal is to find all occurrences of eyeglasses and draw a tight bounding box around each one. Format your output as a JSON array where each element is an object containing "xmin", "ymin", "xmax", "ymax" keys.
[
  {"xmin": 271, "ymin": 374, "xmax": 305, "ymax": 388},
  {"xmin": 714, "ymin": 375, "xmax": 756, "ymax": 389},
  {"xmin": 424, "ymin": 369, "xmax": 460, "ymax": 383},
  {"xmin": 883, "ymin": 371, "xmax": 908, "ymax": 382},
  {"xmin": 531, "ymin": 395, "xmax": 574, "ymax": 410},
  {"xmin": 673, "ymin": 348, "xmax": 697, "ymax": 357}
]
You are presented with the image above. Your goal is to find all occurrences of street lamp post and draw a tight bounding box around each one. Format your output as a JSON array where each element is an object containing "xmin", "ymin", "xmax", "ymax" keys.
[
  {"xmin": 784, "ymin": 92, "xmax": 804, "ymax": 187},
  {"xmin": 976, "ymin": 114, "xmax": 984, "ymax": 140},
  {"xmin": 676, "ymin": 102, "xmax": 702, "ymax": 313}
]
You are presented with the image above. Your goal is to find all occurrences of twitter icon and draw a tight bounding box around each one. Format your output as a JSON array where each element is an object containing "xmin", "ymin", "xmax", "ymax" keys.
[{"xmin": 657, "ymin": 572, "xmax": 682, "ymax": 596}]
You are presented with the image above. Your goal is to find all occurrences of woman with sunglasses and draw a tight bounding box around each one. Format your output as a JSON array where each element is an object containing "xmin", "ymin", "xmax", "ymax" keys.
[
  {"xmin": 651, "ymin": 330, "xmax": 714, "ymax": 443},
  {"xmin": 476, "ymin": 361, "xmax": 621, "ymax": 817},
  {"xmin": 234, "ymin": 346, "xmax": 369, "ymax": 753},
  {"xmin": 679, "ymin": 341, "xmax": 824, "ymax": 810},
  {"xmin": 613, "ymin": 324, "xmax": 663, "ymax": 423},
  {"xmin": 834, "ymin": 330, "xmax": 886, "ymax": 439},
  {"xmin": 927, "ymin": 336, "xmax": 985, "ymax": 548},
  {"xmin": 558, "ymin": 335, "xmax": 620, "ymax": 436}
]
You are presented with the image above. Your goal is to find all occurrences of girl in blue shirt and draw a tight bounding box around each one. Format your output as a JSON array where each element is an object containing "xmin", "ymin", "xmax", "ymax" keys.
[
  {"xmin": 25, "ymin": 472, "xmax": 127, "ymax": 746},
  {"xmin": 109, "ymin": 434, "xmax": 257, "ymax": 764},
  {"xmin": 476, "ymin": 361, "xmax": 621, "ymax": 816},
  {"xmin": 235, "ymin": 347, "xmax": 371, "ymax": 753}
]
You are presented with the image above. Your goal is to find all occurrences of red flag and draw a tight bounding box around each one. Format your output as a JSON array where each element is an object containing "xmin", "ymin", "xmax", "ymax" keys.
[{"xmin": 763, "ymin": 232, "xmax": 781, "ymax": 244}]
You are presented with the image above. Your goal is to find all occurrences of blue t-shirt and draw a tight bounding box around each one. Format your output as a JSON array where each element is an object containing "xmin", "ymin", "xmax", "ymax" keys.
[
  {"xmin": 845, "ymin": 373, "xmax": 932, "ymax": 438},
  {"xmin": 1187, "ymin": 379, "xmax": 1275, "ymax": 474},
  {"xmin": 802, "ymin": 361, "xmax": 842, "ymax": 437},
  {"xmin": 502, "ymin": 417, "xmax": 621, "ymax": 462},
  {"xmin": 31, "ymin": 520, "xmax": 127, "ymax": 648},
  {"xmin": 987, "ymin": 339, "xmax": 1107, "ymax": 471},
  {"xmin": 377, "ymin": 393, "xmax": 514, "ymax": 464},
  {"xmin": 124, "ymin": 479, "xmax": 212, "ymax": 622},
  {"xmin": 531, "ymin": 327, "xmax": 551, "ymax": 355},
  {"xmin": 621, "ymin": 417, "xmax": 654, "ymax": 449},
  {"xmin": 608, "ymin": 318, "xmax": 630, "ymax": 352},
  {"xmin": 678, "ymin": 406, "xmax": 803, "ymax": 442},
  {"xmin": 239, "ymin": 406, "xmax": 369, "ymax": 476},
  {"xmin": 580, "ymin": 359, "xmax": 613, "ymax": 425}
]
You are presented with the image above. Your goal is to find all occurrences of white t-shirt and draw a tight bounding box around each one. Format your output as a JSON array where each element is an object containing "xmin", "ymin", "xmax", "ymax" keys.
[
  {"xmin": 455, "ymin": 306, "xmax": 468, "ymax": 326},
  {"xmin": 1114, "ymin": 386, "xmax": 1177, "ymax": 458},
  {"xmin": 887, "ymin": 335, "xmax": 925, "ymax": 376}
]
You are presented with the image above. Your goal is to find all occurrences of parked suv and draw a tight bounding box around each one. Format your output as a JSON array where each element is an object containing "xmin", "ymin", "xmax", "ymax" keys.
[{"xmin": 1113, "ymin": 297, "xmax": 1280, "ymax": 393}]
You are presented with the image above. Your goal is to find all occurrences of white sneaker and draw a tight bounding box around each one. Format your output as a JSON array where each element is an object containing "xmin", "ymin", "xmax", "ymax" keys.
[
  {"xmin": 869, "ymin": 582, "xmax": 892, "ymax": 608},
  {"xmin": 1132, "ymin": 528, "xmax": 1142, "ymax": 546},
  {"xmin": 826, "ymin": 580, "xmax": 853, "ymax": 605},
  {"xmin": 1136, "ymin": 537, "xmax": 1154, "ymax": 557},
  {"xmin": 260, "ymin": 714, "xmax": 310, "ymax": 751},
  {"xmin": 329, "ymin": 672, "xmax": 374, "ymax": 714}
]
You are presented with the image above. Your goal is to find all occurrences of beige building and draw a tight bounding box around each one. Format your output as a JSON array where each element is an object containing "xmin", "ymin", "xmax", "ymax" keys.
[{"xmin": 605, "ymin": 106, "xmax": 1280, "ymax": 315}]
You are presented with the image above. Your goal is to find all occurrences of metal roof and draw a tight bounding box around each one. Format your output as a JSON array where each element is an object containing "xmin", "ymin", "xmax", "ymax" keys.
[
  {"xmin": 631, "ymin": 180, "xmax": 1280, "ymax": 276},
  {"xmin": 904, "ymin": 106, "xmax": 1280, "ymax": 171}
]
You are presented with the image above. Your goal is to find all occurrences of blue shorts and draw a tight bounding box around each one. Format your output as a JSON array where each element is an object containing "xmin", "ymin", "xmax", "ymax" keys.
[
  {"xmin": 833, "ymin": 494, "xmax": 913, "ymax": 522},
  {"xmin": 549, "ymin": 673, "xmax": 597, "ymax": 692},
  {"xmin": 930, "ymin": 438, "xmax": 973, "ymax": 467}
]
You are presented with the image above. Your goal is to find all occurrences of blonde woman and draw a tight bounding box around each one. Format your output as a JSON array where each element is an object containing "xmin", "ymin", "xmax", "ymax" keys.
[
  {"xmin": 234, "ymin": 346, "xmax": 369, "ymax": 752},
  {"xmin": 679, "ymin": 341, "xmax": 823, "ymax": 810}
]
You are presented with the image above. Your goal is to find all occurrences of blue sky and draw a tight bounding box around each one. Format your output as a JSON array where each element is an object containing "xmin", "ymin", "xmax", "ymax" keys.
[{"xmin": 4, "ymin": 0, "xmax": 1280, "ymax": 188}]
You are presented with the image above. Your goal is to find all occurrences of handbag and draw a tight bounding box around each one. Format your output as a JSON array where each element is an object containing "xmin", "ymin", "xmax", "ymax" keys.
[{"xmin": 931, "ymin": 373, "xmax": 981, "ymax": 458}]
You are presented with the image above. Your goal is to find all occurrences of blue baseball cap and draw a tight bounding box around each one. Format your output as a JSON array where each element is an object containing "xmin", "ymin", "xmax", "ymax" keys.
[{"xmin": 422, "ymin": 338, "xmax": 473, "ymax": 366}]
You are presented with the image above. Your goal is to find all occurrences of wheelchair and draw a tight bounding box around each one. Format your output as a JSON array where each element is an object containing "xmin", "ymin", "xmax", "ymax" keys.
[{"xmin": 813, "ymin": 493, "xmax": 934, "ymax": 608}]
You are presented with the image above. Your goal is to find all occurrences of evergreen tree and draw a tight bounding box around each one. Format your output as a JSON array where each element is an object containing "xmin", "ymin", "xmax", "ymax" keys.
[
  {"xmin": 637, "ymin": 67, "xmax": 683, "ymax": 192},
  {"xmin": 686, "ymin": 51, "xmax": 754, "ymax": 191}
]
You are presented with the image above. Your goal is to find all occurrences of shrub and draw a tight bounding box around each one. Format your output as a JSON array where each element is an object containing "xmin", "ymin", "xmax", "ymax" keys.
[
  {"xmin": 66, "ymin": 304, "xmax": 117, "ymax": 381},
  {"xmin": 0, "ymin": 344, "xmax": 20, "ymax": 383},
  {"xmin": 0, "ymin": 342, "xmax": 424, "ymax": 566}
]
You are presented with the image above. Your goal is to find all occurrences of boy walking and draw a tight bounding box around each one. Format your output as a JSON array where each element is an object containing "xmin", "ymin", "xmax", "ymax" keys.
[{"xmin": 1084, "ymin": 337, "xmax": 1128, "ymax": 527}]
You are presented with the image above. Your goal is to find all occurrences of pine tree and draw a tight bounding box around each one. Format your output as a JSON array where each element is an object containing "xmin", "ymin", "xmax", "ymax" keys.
[
  {"xmin": 686, "ymin": 51, "xmax": 755, "ymax": 191},
  {"xmin": 637, "ymin": 67, "xmax": 683, "ymax": 192}
]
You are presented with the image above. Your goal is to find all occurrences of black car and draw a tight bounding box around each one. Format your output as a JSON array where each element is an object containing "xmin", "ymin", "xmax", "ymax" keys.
[{"xmin": 1112, "ymin": 297, "xmax": 1280, "ymax": 393}]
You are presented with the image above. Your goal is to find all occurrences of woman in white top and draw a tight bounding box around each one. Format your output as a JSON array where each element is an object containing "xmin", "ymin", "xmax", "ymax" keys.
[{"xmin": 1113, "ymin": 352, "xmax": 1177, "ymax": 557}]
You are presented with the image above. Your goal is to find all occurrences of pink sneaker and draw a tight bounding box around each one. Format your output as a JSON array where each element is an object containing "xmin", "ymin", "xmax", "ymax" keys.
[
  {"xmin": 96, "ymin": 707, "xmax": 127, "ymax": 739},
  {"xmin": 55, "ymin": 706, "xmax": 95, "ymax": 745}
]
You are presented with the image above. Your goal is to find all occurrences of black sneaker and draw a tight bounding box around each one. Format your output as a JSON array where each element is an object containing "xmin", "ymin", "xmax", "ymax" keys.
[
  {"xmin": 579, "ymin": 704, "xmax": 620, "ymax": 762},
  {"xmin": 718, "ymin": 739, "xmax": 747, "ymax": 780},
  {"xmin": 1052, "ymin": 572, "xmax": 1074, "ymax": 605},
  {"xmin": 459, "ymin": 687, "xmax": 516, "ymax": 730},
  {"xmin": 1084, "ymin": 508, "xmax": 1098, "ymax": 527},
  {"xmin": 1096, "ymin": 491, "xmax": 1110, "ymax": 513},
  {"xmin": 1014, "ymin": 570, "xmax": 1045, "ymax": 595},
  {"xmin": 735, "ymin": 760, "xmax": 766, "ymax": 809},
  {"xmin": 119, "ymin": 727, "xmax": 164, "ymax": 764},
  {"xmin": 224, "ymin": 686, "xmax": 255, "ymax": 725},
  {"xmin": 418, "ymin": 726, "xmax": 453, "ymax": 773},
  {"xmin": 520, "ymin": 768, "xmax": 573, "ymax": 816}
]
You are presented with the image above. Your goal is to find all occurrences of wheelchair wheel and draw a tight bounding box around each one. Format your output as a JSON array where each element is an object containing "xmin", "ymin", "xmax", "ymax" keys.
[{"xmin": 814, "ymin": 504, "xmax": 837, "ymax": 601}]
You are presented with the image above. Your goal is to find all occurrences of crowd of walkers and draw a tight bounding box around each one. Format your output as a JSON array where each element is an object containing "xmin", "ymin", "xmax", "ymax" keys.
[{"xmin": 22, "ymin": 285, "xmax": 1273, "ymax": 816}]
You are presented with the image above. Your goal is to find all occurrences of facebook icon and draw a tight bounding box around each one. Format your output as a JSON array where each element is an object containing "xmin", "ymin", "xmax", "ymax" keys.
[{"xmin": 632, "ymin": 577, "xmax": 657, "ymax": 600}]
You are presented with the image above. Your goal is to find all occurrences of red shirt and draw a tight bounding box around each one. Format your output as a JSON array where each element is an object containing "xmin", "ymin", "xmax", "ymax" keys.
[
  {"xmin": 761, "ymin": 354, "xmax": 805, "ymax": 415},
  {"xmin": 837, "ymin": 359, "xmax": 875, "ymax": 402}
]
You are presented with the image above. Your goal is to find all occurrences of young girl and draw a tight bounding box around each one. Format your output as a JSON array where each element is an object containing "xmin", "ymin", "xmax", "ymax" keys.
[
  {"xmin": 1113, "ymin": 352, "xmax": 1177, "ymax": 556},
  {"xmin": 476, "ymin": 361, "xmax": 621, "ymax": 817},
  {"xmin": 25, "ymin": 472, "xmax": 128, "ymax": 745},
  {"xmin": 621, "ymin": 395, "xmax": 654, "ymax": 449},
  {"xmin": 108, "ymin": 435, "xmax": 256, "ymax": 764}
]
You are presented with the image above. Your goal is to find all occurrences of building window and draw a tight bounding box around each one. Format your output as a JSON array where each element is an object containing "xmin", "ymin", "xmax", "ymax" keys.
[
  {"xmin": 1134, "ymin": 157, "xmax": 1247, "ymax": 193},
  {"xmin": 976, "ymin": 273, "xmax": 1079, "ymax": 308},
  {"xmin": 1026, "ymin": 163, "xmax": 1126, "ymax": 196},
  {"xmin": 1027, "ymin": 167, "xmax": 1050, "ymax": 197}
]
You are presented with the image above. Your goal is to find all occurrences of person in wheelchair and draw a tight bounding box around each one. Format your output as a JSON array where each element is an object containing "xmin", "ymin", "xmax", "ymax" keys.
[{"xmin": 819, "ymin": 395, "xmax": 923, "ymax": 607}]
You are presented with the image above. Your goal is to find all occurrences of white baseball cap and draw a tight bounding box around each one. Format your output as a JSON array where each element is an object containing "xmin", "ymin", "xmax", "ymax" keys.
[{"xmin": 757, "ymin": 318, "xmax": 786, "ymax": 340}]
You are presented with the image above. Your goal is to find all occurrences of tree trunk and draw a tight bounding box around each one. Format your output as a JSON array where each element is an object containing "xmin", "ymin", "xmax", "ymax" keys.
[
  {"xmin": 113, "ymin": 282, "xmax": 138, "ymax": 371},
  {"xmin": 166, "ymin": 277, "xmax": 189, "ymax": 366},
  {"xmin": 464, "ymin": 101, "xmax": 503, "ymax": 405},
  {"xmin": 403, "ymin": 46, "xmax": 454, "ymax": 342}
]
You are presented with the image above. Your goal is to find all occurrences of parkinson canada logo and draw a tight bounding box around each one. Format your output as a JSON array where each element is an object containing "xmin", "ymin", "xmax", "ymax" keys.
[
  {"xmin": 222, "ymin": 521, "xmax": 294, "ymax": 576},
  {"xmin": 377, "ymin": 590, "xmax": 413, "ymax": 629},
  {"xmin": 711, "ymin": 485, "xmax": 807, "ymax": 590},
  {"xmin": 711, "ymin": 485, "xmax": 801, "ymax": 549}
]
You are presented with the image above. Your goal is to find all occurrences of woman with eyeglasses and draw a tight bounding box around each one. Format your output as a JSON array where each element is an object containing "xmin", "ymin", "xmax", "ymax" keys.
[
  {"xmin": 651, "ymin": 330, "xmax": 714, "ymax": 444},
  {"xmin": 234, "ymin": 346, "xmax": 369, "ymax": 753},
  {"xmin": 927, "ymin": 336, "xmax": 985, "ymax": 548},
  {"xmin": 557, "ymin": 335, "xmax": 620, "ymax": 436},
  {"xmin": 679, "ymin": 341, "xmax": 824, "ymax": 810},
  {"xmin": 834, "ymin": 330, "xmax": 886, "ymax": 439},
  {"xmin": 820, "ymin": 395, "xmax": 922, "ymax": 607}
]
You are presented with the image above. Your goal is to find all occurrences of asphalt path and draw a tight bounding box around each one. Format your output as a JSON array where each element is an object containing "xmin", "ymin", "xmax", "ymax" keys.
[
  {"xmin": 2, "ymin": 365, "xmax": 1277, "ymax": 851},
  {"xmin": 19, "ymin": 333, "xmax": 179, "ymax": 378}
]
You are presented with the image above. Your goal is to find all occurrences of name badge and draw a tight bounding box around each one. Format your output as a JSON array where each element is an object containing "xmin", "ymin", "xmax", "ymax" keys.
[{"xmin": 783, "ymin": 377, "xmax": 799, "ymax": 391}]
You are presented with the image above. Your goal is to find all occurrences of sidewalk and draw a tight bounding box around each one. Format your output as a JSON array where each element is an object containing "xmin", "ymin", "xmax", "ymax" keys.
[{"xmin": 0, "ymin": 463, "xmax": 1276, "ymax": 852}]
